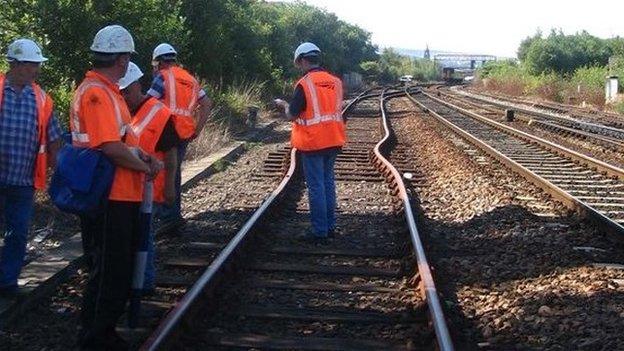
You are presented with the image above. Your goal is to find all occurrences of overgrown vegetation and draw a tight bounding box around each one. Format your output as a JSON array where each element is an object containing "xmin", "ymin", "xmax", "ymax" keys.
[
  {"xmin": 477, "ymin": 29, "xmax": 624, "ymax": 109},
  {"xmin": 0, "ymin": 0, "xmax": 378, "ymax": 133},
  {"xmin": 360, "ymin": 48, "xmax": 440, "ymax": 83}
]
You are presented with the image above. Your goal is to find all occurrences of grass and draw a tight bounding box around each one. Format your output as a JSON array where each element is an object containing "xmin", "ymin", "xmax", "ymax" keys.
[
  {"xmin": 184, "ymin": 119, "xmax": 233, "ymax": 161},
  {"xmin": 204, "ymin": 79, "xmax": 266, "ymax": 133},
  {"xmin": 477, "ymin": 61, "xmax": 612, "ymax": 109},
  {"xmin": 185, "ymin": 79, "xmax": 267, "ymax": 160}
]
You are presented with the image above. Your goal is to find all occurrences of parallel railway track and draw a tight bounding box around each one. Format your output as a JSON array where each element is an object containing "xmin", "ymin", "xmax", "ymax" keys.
[
  {"xmin": 445, "ymin": 87, "xmax": 624, "ymax": 141},
  {"xmin": 434, "ymin": 88, "xmax": 624, "ymax": 152},
  {"xmin": 408, "ymin": 89, "xmax": 624, "ymax": 238},
  {"xmin": 466, "ymin": 88, "xmax": 624, "ymax": 129}
]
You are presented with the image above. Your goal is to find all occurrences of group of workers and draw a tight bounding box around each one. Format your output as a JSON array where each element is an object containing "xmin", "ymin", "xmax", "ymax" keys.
[{"xmin": 0, "ymin": 22, "xmax": 345, "ymax": 350}]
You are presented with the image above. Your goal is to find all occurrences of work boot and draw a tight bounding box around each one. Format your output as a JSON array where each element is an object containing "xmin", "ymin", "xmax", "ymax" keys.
[
  {"xmin": 299, "ymin": 229, "xmax": 329, "ymax": 245},
  {"xmin": 328, "ymin": 226, "xmax": 342, "ymax": 238},
  {"xmin": 156, "ymin": 217, "xmax": 184, "ymax": 235}
]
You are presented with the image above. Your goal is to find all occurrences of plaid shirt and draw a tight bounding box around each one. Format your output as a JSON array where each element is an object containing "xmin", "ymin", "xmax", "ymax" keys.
[
  {"xmin": 0, "ymin": 83, "xmax": 62, "ymax": 186},
  {"xmin": 147, "ymin": 73, "xmax": 207, "ymax": 100}
]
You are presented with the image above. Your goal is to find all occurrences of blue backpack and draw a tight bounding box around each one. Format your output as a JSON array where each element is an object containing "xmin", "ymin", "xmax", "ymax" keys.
[{"xmin": 49, "ymin": 136, "xmax": 115, "ymax": 217}]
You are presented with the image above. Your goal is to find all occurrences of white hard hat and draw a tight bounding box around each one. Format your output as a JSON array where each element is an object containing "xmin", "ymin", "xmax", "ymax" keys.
[
  {"xmin": 152, "ymin": 43, "xmax": 177, "ymax": 61},
  {"xmin": 118, "ymin": 62, "xmax": 144, "ymax": 90},
  {"xmin": 90, "ymin": 25, "xmax": 135, "ymax": 54},
  {"xmin": 294, "ymin": 42, "xmax": 321, "ymax": 63},
  {"xmin": 6, "ymin": 39, "xmax": 47, "ymax": 63}
]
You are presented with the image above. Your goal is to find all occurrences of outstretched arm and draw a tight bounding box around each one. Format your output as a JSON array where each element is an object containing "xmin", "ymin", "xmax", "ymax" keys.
[{"xmin": 194, "ymin": 96, "xmax": 213, "ymax": 137}]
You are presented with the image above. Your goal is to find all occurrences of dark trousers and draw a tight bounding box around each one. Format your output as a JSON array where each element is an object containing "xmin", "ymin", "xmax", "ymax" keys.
[
  {"xmin": 158, "ymin": 140, "xmax": 188, "ymax": 223},
  {"xmin": 0, "ymin": 184, "xmax": 35, "ymax": 288},
  {"xmin": 79, "ymin": 201, "xmax": 141, "ymax": 347},
  {"xmin": 80, "ymin": 213, "xmax": 103, "ymax": 271}
]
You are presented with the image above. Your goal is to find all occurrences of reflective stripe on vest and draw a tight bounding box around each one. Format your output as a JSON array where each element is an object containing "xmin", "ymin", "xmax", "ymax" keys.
[
  {"xmin": 294, "ymin": 75, "xmax": 343, "ymax": 126},
  {"xmin": 290, "ymin": 70, "xmax": 346, "ymax": 152},
  {"xmin": 163, "ymin": 67, "xmax": 199, "ymax": 118},
  {"xmin": 0, "ymin": 75, "xmax": 53, "ymax": 189},
  {"xmin": 130, "ymin": 98, "xmax": 171, "ymax": 203},
  {"xmin": 294, "ymin": 113, "xmax": 343, "ymax": 126},
  {"xmin": 71, "ymin": 80, "xmax": 127, "ymax": 145},
  {"xmin": 131, "ymin": 101, "xmax": 166, "ymax": 136}
]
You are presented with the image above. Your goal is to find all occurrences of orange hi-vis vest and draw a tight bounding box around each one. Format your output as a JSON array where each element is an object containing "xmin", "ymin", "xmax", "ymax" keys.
[
  {"xmin": 70, "ymin": 71, "xmax": 144, "ymax": 202},
  {"xmin": 0, "ymin": 74, "xmax": 53, "ymax": 190},
  {"xmin": 130, "ymin": 97, "xmax": 172, "ymax": 204},
  {"xmin": 160, "ymin": 66, "xmax": 200, "ymax": 140},
  {"xmin": 291, "ymin": 70, "xmax": 346, "ymax": 151}
]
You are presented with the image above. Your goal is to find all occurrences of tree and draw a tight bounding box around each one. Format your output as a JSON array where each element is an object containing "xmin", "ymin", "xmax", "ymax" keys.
[
  {"xmin": 522, "ymin": 29, "xmax": 611, "ymax": 75},
  {"xmin": 0, "ymin": 0, "xmax": 379, "ymax": 120},
  {"xmin": 518, "ymin": 30, "xmax": 542, "ymax": 62},
  {"xmin": 360, "ymin": 61, "xmax": 381, "ymax": 80}
]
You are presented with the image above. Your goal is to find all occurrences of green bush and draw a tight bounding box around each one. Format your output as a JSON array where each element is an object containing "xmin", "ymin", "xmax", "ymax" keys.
[
  {"xmin": 1, "ymin": 0, "xmax": 377, "ymax": 99},
  {"xmin": 522, "ymin": 29, "xmax": 612, "ymax": 75},
  {"xmin": 205, "ymin": 80, "xmax": 266, "ymax": 133},
  {"xmin": 478, "ymin": 60, "xmax": 531, "ymax": 95},
  {"xmin": 572, "ymin": 66, "xmax": 607, "ymax": 91},
  {"xmin": 1, "ymin": 0, "xmax": 381, "ymax": 149},
  {"xmin": 480, "ymin": 61, "xmax": 526, "ymax": 81},
  {"xmin": 45, "ymin": 79, "xmax": 74, "ymax": 129},
  {"xmin": 476, "ymin": 30, "xmax": 624, "ymax": 109},
  {"xmin": 477, "ymin": 60, "xmax": 608, "ymax": 106},
  {"xmin": 479, "ymin": 61, "xmax": 568, "ymax": 101}
]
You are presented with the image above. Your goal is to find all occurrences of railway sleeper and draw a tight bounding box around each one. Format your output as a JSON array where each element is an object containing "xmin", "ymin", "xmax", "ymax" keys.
[
  {"xmin": 552, "ymin": 179, "xmax": 623, "ymax": 185},
  {"xmin": 195, "ymin": 332, "xmax": 418, "ymax": 351},
  {"xmin": 536, "ymin": 174, "xmax": 606, "ymax": 181}
]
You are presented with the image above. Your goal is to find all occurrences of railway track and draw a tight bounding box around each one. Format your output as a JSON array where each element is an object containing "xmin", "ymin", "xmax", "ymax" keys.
[
  {"xmin": 446, "ymin": 87, "xmax": 624, "ymax": 142},
  {"xmin": 465, "ymin": 88, "xmax": 624, "ymax": 129},
  {"xmin": 408, "ymin": 89, "xmax": 624, "ymax": 238},
  {"xmin": 138, "ymin": 90, "xmax": 454, "ymax": 350},
  {"xmin": 433, "ymin": 87, "xmax": 624, "ymax": 152}
]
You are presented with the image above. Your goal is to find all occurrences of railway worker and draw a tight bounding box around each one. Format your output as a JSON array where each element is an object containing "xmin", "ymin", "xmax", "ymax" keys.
[
  {"xmin": 72, "ymin": 25, "xmax": 162, "ymax": 349},
  {"xmin": 275, "ymin": 42, "xmax": 346, "ymax": 241},
  {"xmin": 0, "ymin": 39, "xmax": 62, "ymax": 297},
  {"xmin": 148, "ymin": 43, "xmax": 213, "ymax": 231},
  {"xmin": 119, "ymin": 62, "xmax": 181, "ymax": 293}
]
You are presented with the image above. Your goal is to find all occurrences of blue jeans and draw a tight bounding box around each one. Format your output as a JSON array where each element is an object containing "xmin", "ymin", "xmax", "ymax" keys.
[
  {"xmin": 158, "ymin": 141, "xmax": 188, "ymax": 222},
  {"xmin": 0, "ymin": 184, "xmax": 35, "ymax": 289},
  {"xmin": 301, "ymin": 150, "xmax": 338, "ymax": 237}
]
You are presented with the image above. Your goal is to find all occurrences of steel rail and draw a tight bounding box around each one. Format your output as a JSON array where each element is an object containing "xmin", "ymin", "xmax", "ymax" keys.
[
  {"xmin": 420, "ymin": 91, "xmax": 624, "ymax": 181},
  {"xmin": 141, "ymin": 147, "xmax": 297, "ymax": 351},
  {"xmin": 406, "ymin": 89, "xmax": 624, "ymax": 238},
  {"xmin": 474, "ymin": 89, "xmax": 624, "ymax": 122},
  {"xmin": 437, "ymin": 89, "xmax": 624, "ymax": 150},
  {"xmin": 374, "ymin": 90, "xmax": 455, "ymax": 351},
  {"xmin": 141, "ymin": 90, "xmax": 375, "ymax": 350},
  {"xmin": 451, "ymin": 87, "xmax": 624, "ymax": 139}
]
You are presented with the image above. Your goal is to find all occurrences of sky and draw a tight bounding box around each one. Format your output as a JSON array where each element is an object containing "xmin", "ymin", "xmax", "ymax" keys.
[{"xmin": 270, "ymin": 0, "xmax": 624, "ymax": 58}]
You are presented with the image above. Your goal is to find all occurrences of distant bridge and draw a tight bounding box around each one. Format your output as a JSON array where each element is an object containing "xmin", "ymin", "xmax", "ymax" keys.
[
  {"xmin": 433, "ymin": 53, "xmax": 497, "ymax": 80},
  {"xmin": 434, "ymin": 54, "xmax": 497, "ymax": 69}
]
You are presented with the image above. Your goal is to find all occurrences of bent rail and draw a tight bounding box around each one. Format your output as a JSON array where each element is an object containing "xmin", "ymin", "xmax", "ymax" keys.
[
  {"xmin": 372, "ymin": 89, "xmax": 455, "ymax": 351},
  {"xmin": 141, "ymin": 90, "xmax": 375, "ymax": 350}
]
